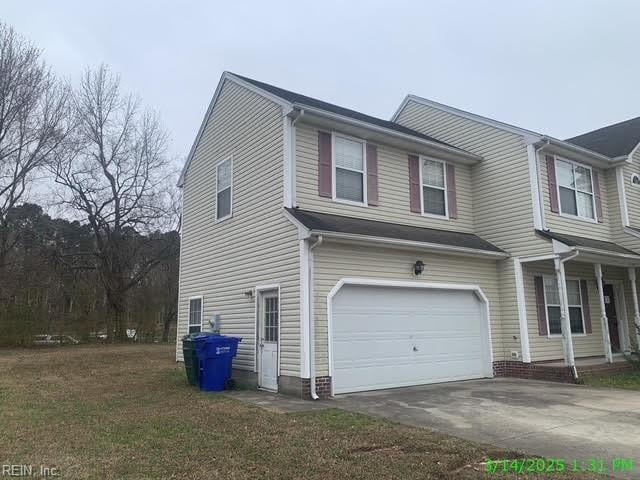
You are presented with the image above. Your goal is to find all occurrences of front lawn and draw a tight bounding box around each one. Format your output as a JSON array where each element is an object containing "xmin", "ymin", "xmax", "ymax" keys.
[
  {"xmin": 0, "ymin": 345, "xmax": 604, "ymax": 479},
  {"xmin": 582, "ymin": 371, "xmax": 640, "ymax": 390}
]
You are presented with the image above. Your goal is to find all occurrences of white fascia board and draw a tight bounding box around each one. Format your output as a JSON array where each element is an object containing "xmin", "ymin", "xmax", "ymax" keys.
[
  {"xmin": 293, "ymin": 103, "xmax": 483, "ymax": 165},
  {"xmin": 392, "ymin": 94, "xmax": 543, "ymax": 142},
  {"xmin": 535, "ymin": 138, "xmax": 620, "ymax": 169},
  {"xmin": 312, "ymin": 230, "xmax": 508, "ymax": 259},
  {"xmin": 177, "ymin": 72, "xmax": 293, "ymax": 187}
]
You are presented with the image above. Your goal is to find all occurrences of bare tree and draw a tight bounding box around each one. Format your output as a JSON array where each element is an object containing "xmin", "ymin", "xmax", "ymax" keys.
[
  {"xmin": 54, "ymin": 65, "xmax": 177, "ymax": 341},
  {"xmin": 0, "ymin": 22, "xmax": 69, "ymax": 273}
]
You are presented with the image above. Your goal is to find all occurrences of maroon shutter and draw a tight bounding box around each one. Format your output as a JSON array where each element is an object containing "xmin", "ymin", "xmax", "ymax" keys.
[
  {"xmin": 593, "ymin": 171, "xmax": 604, "ymax": 223},
  {"xmin": 546, "ymin": 155, "xmax": 560, "ymax": 213},
  {"xmin": 366, "ymin": 144, "xmax": 378, "ymax": 206},
  {"xmin": 446, "ymin": 164, "xmax": 458, "ymax": 219},
  {"xmin": 580, "ymin": 280, "xmax": 592, "ymax": 334},
  {"xmin": 534, "ymin": 276, "xmax": 548, "ymax": 336},
  {"xmin": 408, "ymin": 154, "xmax": 421, "ymax": 213},
  {"xmin": 318, "ymin": 131, "xmax": 332, "ymax": 198}
]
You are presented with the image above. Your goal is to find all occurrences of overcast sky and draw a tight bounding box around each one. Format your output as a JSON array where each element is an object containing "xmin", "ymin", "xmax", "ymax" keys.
[{"xmin": 4, "ymin": 0, "xmax": 640, "ymax": 164}]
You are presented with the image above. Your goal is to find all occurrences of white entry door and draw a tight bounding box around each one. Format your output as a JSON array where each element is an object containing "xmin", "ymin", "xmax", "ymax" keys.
[
  {"xmin": 258, "ymin": 290, "xmax": 279, "ymax": 391},
  {"xmin": 331, "ymin": 285, "xmax": 492, "ymax": 394}
]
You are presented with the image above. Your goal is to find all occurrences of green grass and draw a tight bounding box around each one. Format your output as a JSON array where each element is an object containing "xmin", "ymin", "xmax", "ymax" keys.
[
  {"xmin": 583, "ymin": 371, "xmax": 640, "ymax": 390},
  {"xmin": 0, "ymin": 345, "xmax": 606, "ymax": 479}
]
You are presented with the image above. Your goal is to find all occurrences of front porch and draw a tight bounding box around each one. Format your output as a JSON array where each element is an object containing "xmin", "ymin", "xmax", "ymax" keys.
[{"xmin": 514, "ymin": 235, "xmax": 640, "ymax": 382}]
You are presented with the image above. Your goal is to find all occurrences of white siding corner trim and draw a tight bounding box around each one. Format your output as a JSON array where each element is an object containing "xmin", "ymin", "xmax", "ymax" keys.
[
  {"xmin": 527, "ymin": 144, "xmax": 544, "ymax": 230},
  {"xmin": 616, "ymin": 166, "xmax": 630, "ymax": 227},
  {"xmin": 325, "ymin": 278, "xmax": 494, "ymax": 395},
  {"xmin": 513, "ymin": 258, "xmax": 531, "ymax": 363}
]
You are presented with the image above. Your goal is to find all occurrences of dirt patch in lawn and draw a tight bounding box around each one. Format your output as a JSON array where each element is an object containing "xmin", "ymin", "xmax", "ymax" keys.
[{"xmin": 0, "ymin": 345, "xmax": 606, "ymax": 479}]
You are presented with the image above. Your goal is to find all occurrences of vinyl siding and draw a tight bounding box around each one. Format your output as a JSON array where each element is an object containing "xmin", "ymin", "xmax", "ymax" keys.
[
  {"xmin": 523, "ymin": 261, "xmax": 638, "ymax": 361},
  {"xmin": 539, "ymin": 153, "xmax": 614, "ymax": 241},
  {"xmin": 295, "ymin": 123, "xmax": 475, "ymax": 232},
  {"xmin": 312, "ymin": 242, "xmax": 503, "ymax": 376},
  {"xmin": 176, "ymin": 80, "xmax": 301, "ymax": 376}
]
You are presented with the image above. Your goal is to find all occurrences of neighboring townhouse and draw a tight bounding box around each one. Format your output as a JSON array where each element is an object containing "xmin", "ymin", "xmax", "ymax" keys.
[{"xmin": 177, "ymin": 72, "xmax": 640, "ymax": 398}]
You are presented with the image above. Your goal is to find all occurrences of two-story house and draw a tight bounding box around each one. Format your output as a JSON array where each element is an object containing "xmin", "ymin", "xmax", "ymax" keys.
[{"xmin": 176, "ymin": 72, "xmax": 640, "ymax": 398}]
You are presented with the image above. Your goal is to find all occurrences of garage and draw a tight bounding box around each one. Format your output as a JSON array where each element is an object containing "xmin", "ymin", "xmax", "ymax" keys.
[{"xmin": 330, "ymin": 283, "xmax": 492, "ymax": 394}]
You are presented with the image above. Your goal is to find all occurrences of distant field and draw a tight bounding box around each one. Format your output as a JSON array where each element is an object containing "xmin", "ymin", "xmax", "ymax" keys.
[{"xmin": 0, "ymin": 345, "xmax": 605, "ymax": 479}]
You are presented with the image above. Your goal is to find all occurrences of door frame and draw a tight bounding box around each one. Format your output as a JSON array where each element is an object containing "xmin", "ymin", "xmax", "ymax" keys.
[
  {"xmin": 604, "ymin": 280, "xmax": 631, "ymax": 353},
  {"xmin": 254, "ymin": 284, "xmax": 281, "ymax": 389},
  {"xmin": 326, "ymin": 277, "xmax": 494, "ymax": 396}
]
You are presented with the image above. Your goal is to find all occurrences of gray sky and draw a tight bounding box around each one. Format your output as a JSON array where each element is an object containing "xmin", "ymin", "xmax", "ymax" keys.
[{"xmin": 4, "ymin": 0, "xmax": 640, "ymax": 163}]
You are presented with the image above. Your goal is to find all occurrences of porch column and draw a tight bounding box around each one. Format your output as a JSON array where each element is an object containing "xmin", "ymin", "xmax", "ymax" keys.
[
  {"xmin": 594, "ymin": 264, "xmax": 613, "ymax": 363},
  {"xmin": 629, "ymin": 267, "xmax": 640, "ymax": 350},
  {"xmin": 554, "ymin": 257, "xmax": 576, "ymax": 374}
]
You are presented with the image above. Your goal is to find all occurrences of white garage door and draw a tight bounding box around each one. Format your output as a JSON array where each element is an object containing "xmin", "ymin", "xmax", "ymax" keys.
[{"xmin": 331, "ymin": 284, "xmax": 492, "ymax": 394}]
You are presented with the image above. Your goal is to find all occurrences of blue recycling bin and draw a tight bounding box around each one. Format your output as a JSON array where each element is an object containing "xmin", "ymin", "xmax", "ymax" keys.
[{"xmin": 192, "ymin": 334, "xmax": 242, "ymax": 391}]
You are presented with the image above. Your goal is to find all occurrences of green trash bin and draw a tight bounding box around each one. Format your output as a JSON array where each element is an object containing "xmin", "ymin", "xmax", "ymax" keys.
[{"xmin": 182, "ymin": 333, "xmax": 202, "ymax": 386}]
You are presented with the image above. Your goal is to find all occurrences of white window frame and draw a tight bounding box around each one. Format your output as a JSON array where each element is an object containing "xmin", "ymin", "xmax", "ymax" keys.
[
  {"xmin": 331, "ymin": 132, "xmax": 368, "ymax": 207},
  {"xmin": 188, "ymin": 296, "xmax": 203, "ymax": 333},
  {"xmin": 542, "ymin": 275, "xmax": 586, "ymax": 338},
  {"xmin": 215, "ymin": 156, "xmax": 233, "ymax": 222},
  {"xmin": 419, "ymin": 156, "xmax": 449, "ymax": 219},
  {"xmin": 554, "ymin": 156, "xmax": 597, "ymax": 224}
]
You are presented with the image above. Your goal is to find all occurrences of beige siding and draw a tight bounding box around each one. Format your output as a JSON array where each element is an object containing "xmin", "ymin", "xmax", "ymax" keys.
[
  {"xmin": 176, "ymin": 80, "xmax": 301, "ymax": 376},
  {"xmin": 627, "ymin": 149, "xmax": 640, "ymax": 228},
  {"xmin": 312, "ymin": 242, "xmax": 503, "ymax": 376},
  {"xmin": 295, "ymin": 123, "xmax": 475, "ymax": 232},
  {"xmin": 539, "ymin": 153, "xmax": 614, "ymax": 241}
]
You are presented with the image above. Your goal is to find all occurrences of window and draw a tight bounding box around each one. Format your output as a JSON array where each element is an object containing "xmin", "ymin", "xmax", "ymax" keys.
[
  {"xmin": 334, "ymin": 135, "xmax": 366, "ymax": 204},
  {"xmin": 543, "ymin": 277, "xmax": 585, "ymax": 335},
  {"xmin": 188, "ymin": 297, "xmax": 202, "ymax": 334},
  {"xmin": 263, "ymin": 295, "xmax": 279, "ymax": 342},
  {"xmin": 421, "ymin": 158, "xmax": 447, "ymax": 216},
  {"xmin": 216, "ymin": 158, "xmax": 233, "ymax": 221},
  {"xmin": 555, "ymin": 159, "xmax": 595, "ymax": 220}
]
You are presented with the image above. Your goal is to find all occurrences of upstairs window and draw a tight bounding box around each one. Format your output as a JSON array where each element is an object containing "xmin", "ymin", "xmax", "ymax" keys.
[
  {"xmin": 334, "ymin": 135, "xmax": 366, "ymax": 204},
  {"xmin": 543, "ymin": 277, "xmax": 585, "ymax": 335},
  {"xmin": 216, "ymin": 158, "xmax": 233, "ymax": 221},
  {"xmin": 556, "ymin": 159, "xmax": 595, "ymax": 220},
  {"xmin": 421, "ymin": 158, "xmax": 447, "ymax": 217},
  {"xmin": 188, "ymin": 297, "xmax": 202, "ymax": 334}
]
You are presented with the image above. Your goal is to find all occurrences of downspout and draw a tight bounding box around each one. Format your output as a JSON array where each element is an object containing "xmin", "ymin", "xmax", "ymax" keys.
[
  {"xmin": 555, "ymin": 250, "xmax": 580, "ymax": 381},
  {"xmin": 308, "ymin": 234, "xmax": 323, "ymax": 400}
]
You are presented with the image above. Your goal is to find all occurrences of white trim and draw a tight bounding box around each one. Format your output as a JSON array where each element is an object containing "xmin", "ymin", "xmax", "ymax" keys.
[
  {"xmin": 326, "ymin": 277, "xmax": 494, "ymax": 396},
  {"xmin": 299, "ymin": 240, "xmax": 310, "ymax": 378},
  {"xmin": 283, "ymin": 115, "xmax": 294, "ymax": 208},
  {"xmin": 391, "ymin": 95, "xmax": 542, "ymax": 141},
  {"xmin": 310, "ymin": 230, "xmax": 508, "ymax": 259},
  {"xmin": 331, "ymin": 132, "xmax": 368, "ymax": 207},
  {"xmin": 298, "ymin": 103, "xmax": 482, "ymax": 164},
  {"xmin": 187, "ymin": 295, "xmax": 204, "ymax": 333},
  {"xmin": 255, "ymin": 284, "xmax": 281, "ymax": 386},
  {"xmin": 513, "ymin": 258, "xmax": 531, "ymax": 363},
  {"xmin": 178, "ymin": 72, "xmax": 292, "ymax": 187},
  {"xmin": 214, "ymin": 156, "xmax": 233, "ymax": 223},
  {"xmin": 628, "ymin": 267, "xmax": 640, "ymax": 349},
  {"xmin": 527, "ymin": 144, "xmax": 544, "ymax": 230},
  {"xmin": 554, "ymin": 257, "xmax": 577, "ymax": 369},
  {"xmin": 617, "ymin": 166, "xmax": 630, "ymax": 227},
  {"xmin": 419, "ymin": 156, "xmax": 449, "ymax": 219},
  {"xmin": 542, "ymin": 275, "xmax": 587, "ymax": 338},
  {"xmin": 554, "ymin": 156, "xmax": 598, "ymax": 223},
  {"xmin": 519, "ymin": 253, "xmax": 558, "ymax": 263}
]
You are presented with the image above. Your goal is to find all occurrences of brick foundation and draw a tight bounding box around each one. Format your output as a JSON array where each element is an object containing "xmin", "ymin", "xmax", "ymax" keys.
[
  {"xmin": 301, "ymin": 376, "xmax": 332, "ymax": 399},
  {"xmin": 493, "ymin": 360, "xmax": 575, "ymax": 383}
]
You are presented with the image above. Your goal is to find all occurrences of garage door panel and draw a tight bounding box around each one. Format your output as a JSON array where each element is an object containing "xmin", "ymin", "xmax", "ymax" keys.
[{"xmin": 331, "ymin": 284, "xmax": 491, "ymax": 394}]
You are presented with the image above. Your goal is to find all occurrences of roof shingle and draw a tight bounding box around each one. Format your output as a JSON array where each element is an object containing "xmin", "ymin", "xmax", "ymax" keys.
[{"xmin": 565, "ymin": 116, "xmax": 640, "ymax": 158}]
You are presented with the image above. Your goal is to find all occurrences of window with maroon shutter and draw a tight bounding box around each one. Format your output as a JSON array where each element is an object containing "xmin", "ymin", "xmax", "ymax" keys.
[
  {"xmin": 333, "ymin": 134, "xmax": 366, "ymax": 204},
  {"xmin": 592, "ymin": 171, "xmax": 604, "ymax": 223},
  {"xmin": 446, "ymin": 164, "xmax": 458, "ymax": 219},
  {"xmin": 534, "ymin": 276, "xmax": 548, "ymax": 336},
  {"xmin": 317, "ymin": 131, "xmax": 332, "ymax": 198},
  {"xmin": 541, "ymin": 275, "xmax": 587, "ymax": 335},
  {"xmin": 580, "ymin": 280, "xmax": 592, "ymax": 334},
  {"xmin": 546, "ymin": 155, "xmax": 559, "ymax": 213},
  {"xmin": 408, "ymin": 154, "xmax": 421, "ymax": 213},
  {"xmin": 553, "ymin": 156, "xmax": 598, "ymax": 221}
]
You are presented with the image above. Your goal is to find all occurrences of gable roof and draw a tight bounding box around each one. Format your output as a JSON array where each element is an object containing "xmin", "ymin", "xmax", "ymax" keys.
[
  {"xmin": 232, "ymin": 74, "xmax": 459, "ymax": 149},
  {"xmin": 286, "ymin": 207, "xmax": 506, "ymax": 256},
  {"xmin": 565, "ymin": 116, "xmax": 640, "ymax": 158}
]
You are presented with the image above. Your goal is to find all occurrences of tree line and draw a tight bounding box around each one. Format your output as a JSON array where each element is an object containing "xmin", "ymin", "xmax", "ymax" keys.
[{"xmin": 0, "ymin": 22, "xmax": 180, "ymax": 344}]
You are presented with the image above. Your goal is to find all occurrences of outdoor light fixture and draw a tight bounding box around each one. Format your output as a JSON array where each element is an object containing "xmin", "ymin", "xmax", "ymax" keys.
[
  {"xmin": 244, "ymin": 289, "xmax": 254, "ymax": 299},
  {"xmin": 413, "ymin": 260, "xmax": 425, "ymax": 276}
]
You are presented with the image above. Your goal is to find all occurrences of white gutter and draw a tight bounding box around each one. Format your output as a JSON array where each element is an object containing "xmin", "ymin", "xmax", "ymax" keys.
[
  {"xmin": 309, "ymin": 230, "xmax": 508, "ymax": 259},
  {"xmin": 536, "ymin": 137, "xmax": 624, "ymax": 168},
  {"xmin": 308, "ymin": 235, "xmax": 323, "ymax": 400},
  {"xmin": 292, "ymin": 103, "xmax": 483, "ymax": 164}
]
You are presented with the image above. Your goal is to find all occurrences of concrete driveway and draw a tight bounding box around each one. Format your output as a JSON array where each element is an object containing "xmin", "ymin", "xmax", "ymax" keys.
[{"xmin": 333, "ymin": 378, "xmax": 640, "ymax": 477}]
